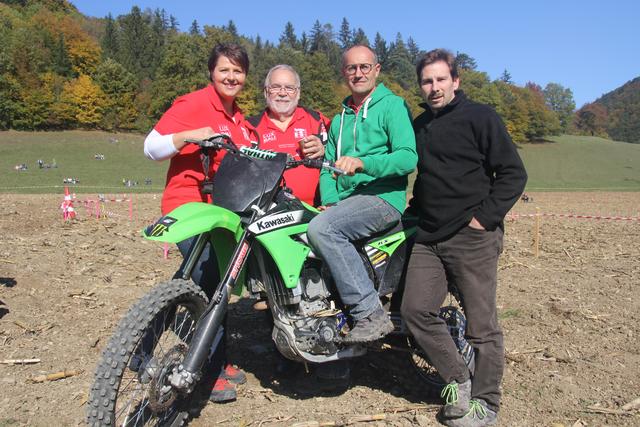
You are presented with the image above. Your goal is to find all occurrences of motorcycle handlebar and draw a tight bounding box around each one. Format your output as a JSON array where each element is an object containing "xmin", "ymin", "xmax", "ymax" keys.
[
  {"xmin": 183, "ymin": 134, "xmax": 236, "ymax": 150},
  {"xmin": 184, "ymin": 136, "xmax": 345, "ymax": 175},
  {"xmin": 296, "ymin": 158, "xmax": 345, "ymax": 175}
]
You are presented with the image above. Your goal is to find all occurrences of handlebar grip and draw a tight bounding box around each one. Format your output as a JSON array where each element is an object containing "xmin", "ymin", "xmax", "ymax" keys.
[{"xmin": 322, "ymin": 161, "xmax": 346, "ymax": 176}]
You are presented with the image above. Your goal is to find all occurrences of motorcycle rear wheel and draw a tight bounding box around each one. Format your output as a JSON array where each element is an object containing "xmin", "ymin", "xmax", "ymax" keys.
[
  {"xmin": 87, "ymin": 279, "xmax": 208, "ymax": 426},
  {"xmin": 407, "ymin": 305, "xmax": 475, "ymax": 392}
]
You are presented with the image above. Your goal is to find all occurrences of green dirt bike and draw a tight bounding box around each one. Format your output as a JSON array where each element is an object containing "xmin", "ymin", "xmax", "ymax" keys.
[{"xmin": 86, "ymin": 135, "xmax": 474, "ymax": 426}]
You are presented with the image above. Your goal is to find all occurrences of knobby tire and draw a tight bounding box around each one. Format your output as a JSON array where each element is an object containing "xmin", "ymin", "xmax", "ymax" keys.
[{"xmin": 87, "ymin": 279, "xmax": 208, "ymax": 427}]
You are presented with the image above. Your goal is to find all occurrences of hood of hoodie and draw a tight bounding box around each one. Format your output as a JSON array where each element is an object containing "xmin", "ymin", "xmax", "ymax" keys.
[
  {"xmin": 341, "ymin": 82, "xmax": 394, "ymax": 117},
  {"xmin": 335, "ymin": 83, "xmax": 395, "ymax": 157}
]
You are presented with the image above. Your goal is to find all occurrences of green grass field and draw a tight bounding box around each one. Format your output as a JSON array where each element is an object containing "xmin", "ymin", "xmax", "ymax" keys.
[
  {"xmin": 518, "ymin": 135, "xmax": 640, "ymax": 191},
  {"xmin": 0, "ymin": 130, "xmax": 167, "ymax": 194},
  {"xmin": 1, "ymin": 131, "xmax": 639, "ymax": 194}
]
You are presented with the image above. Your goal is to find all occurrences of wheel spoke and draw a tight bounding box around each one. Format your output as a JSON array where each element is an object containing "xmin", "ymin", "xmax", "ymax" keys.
[{"xmin": 88, "ymin": 280, "xmax": 208, "ymax": 426}]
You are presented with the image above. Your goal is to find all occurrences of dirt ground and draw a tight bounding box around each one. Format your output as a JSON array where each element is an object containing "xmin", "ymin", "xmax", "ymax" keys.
[{"xmin": 0, "ymin": 192, "xmax": 639, "ymax": 427}]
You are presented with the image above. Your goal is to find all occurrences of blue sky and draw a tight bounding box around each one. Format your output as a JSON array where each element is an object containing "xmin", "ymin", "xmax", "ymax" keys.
[{"xmin": 72, "ymin": 0, "xmax": 639, "ymax": 108}]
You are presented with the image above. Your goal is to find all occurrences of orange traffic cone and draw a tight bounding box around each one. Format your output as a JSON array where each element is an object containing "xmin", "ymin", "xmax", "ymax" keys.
[{"xmin": 60, "ymin": 186, "xmax": 76, "ymax": 220}]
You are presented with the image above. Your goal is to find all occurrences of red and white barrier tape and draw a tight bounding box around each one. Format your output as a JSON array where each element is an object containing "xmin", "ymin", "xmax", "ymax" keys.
[{"xmin": 507, "ymin": 213, "xmax": 639, "ymax": 221}]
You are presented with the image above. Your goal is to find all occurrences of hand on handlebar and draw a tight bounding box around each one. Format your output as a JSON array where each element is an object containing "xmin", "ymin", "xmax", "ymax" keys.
[
  {"xmin": 334, "ymin": 156, "xmax": 363, "ymax": 176},
  {"xmin": 173, "ymin": 127, "xmax": 217, "ymax": 150}
]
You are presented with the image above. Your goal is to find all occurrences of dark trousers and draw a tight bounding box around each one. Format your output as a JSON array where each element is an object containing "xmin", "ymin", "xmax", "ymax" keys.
[
  {"xmin": 401, "ymin": 226, "xmax": 504, "ymax": 411},
  {"xmin": 175, "ymin": 237, "xmax": 226, "ymax": 377}
]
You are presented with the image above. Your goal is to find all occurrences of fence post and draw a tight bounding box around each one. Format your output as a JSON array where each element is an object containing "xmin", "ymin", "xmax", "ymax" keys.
[{"xmin": 533, "ymin": 207, "xmax": 540, "ymax": 258}]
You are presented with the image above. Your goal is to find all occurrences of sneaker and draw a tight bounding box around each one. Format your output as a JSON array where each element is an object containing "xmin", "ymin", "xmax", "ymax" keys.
[
  {"xmin": 221, "ymin": 364, "xmax": 247, "ymax": 385},
  {"xmin": 209, "ymin": 377, "xmax": 237, "ymax": 403},
  {"xmin": 342, "ymin": 307, "xmax": 394, "ymax": 343},
  {"xmin": 440, "ymin": 399, "xmax": 498, "ymax": 427},
  {"xmin": 440, "ymin": 379, "xmax": 472, "ymax": 418}
]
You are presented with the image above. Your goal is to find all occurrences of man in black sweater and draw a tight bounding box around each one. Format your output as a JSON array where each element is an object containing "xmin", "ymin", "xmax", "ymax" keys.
[{"xmin": 401, "ymin": 49, "xmax": 527, "ymax": 427}]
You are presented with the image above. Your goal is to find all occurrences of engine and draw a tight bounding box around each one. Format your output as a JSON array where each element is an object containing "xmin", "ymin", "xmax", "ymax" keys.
[{"xmin": 269, "ymin": 262, "xmax": 346, "ymax": 362}]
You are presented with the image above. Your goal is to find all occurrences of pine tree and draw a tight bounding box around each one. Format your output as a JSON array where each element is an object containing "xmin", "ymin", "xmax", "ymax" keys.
[
  {"xmin": 338, "ymin": 18, "xmax": 351, "ymax": 49},
  {"xmin": 101, "ymin": 13, "xmax": 118, "ymax": 59},
  {"xmin": 406, "ymin": 36, "xmax": 420, "ymax": 64},
  {"xmin": 279, "ymin": 22, "xmax": 298, "ymax": 49},
  {"xmin": 226, "ymin": 20, "xmax": 238, "ymax": 38},
  {"xmin": 117, "ymin": 6, "xmax": 153, "ymax": 80},
  {"xmin": 169, "ymin": 15, "xmax": 179, "ymax": 32},
  {"xmin": 374, "ymin": 32, "xmax": 388, "ymax": 66},
  {"xmin": 309, "ymin": 20, "xmax": 324, "ymax": 52},
  {"xmin": 499, "ymin": 69, "xmax": 512, "ymax": 84},
  {"xmin": 385, "ymin": 33, "xmax": 414, "ymax": 89},
  {"xmin": 455, "ymin": 52, "xmax": 477, "ymax": 71},
  {"xmin": 51, "ymin": 33, "xmax": 72, "ymax": 77},
  {"xmin": 189, "ymin": 20, "xmax": 201, "ymax": 36},
  {"xmin": 351, "ymin": 28, "xmax": 369, "ymax": 47},
  {"xmin": 94, "ymin": 58, "xmax": 138, "ymax": 129}
]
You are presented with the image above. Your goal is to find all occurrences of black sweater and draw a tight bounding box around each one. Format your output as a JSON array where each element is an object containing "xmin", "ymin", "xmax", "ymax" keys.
[{"xmin": 410, "ymin": 91, "xmax": 527, "ymax": 243}]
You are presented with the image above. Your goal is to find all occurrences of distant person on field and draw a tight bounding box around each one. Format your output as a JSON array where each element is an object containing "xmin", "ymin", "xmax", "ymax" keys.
[
  {"xmin": 143, "ymin": 42, "xmax": 253, "ymax": 403},
  {"xmin": 401, "ymin": 49, "xmax": 527, "ymax": 427}
]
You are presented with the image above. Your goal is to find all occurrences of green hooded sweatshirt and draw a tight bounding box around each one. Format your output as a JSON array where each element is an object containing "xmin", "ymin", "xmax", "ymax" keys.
[{"xmin": 320, "ymin": 83, "xmax": 417, "ymax": 212}]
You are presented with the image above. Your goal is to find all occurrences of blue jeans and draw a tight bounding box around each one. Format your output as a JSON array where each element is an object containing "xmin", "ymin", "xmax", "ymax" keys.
[{"xmin": 307, "ymin": 195, "xmax": 400, "ymax": 321}]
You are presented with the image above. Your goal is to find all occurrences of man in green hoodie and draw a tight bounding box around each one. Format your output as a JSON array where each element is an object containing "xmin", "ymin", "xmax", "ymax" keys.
[{"xmin": 307, "ymin": 45, "xmax": 417, "ymax": 343}]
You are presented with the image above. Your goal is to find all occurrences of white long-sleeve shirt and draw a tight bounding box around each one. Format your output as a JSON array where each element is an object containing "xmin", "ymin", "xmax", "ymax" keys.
[{"xmin": 143, "ymin": 129, "xmax": 178, "ymax": 161}]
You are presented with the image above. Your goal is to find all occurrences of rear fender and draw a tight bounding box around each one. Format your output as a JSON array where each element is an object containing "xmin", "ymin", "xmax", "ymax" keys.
[{"xmin": 143, "ymin": 202, "xmax": 242, "ymax": 243}]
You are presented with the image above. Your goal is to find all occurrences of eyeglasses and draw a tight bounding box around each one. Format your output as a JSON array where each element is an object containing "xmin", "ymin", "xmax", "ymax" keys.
[
  {"xmin": 266, "ymin": 85, "xmax": 299, "ymax": 95},
  {"xmin": 343, "ymin": 63, "xmax": 375, "ymax": 75}
]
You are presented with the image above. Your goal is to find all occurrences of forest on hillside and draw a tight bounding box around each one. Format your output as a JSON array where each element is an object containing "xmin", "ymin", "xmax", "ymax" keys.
[
  {"xmin": 3, "ymin": 0, "xmax": 634, "ymax": 143},
  {"xmin": 574, "ymin": 77, "xmax": 640, "ymax": 143}
]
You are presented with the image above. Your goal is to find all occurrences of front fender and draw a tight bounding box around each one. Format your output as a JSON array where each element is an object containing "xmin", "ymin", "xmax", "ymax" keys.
[{"xmin": 143, "ymin": 202, "xmax": 242, "ymax": 243}]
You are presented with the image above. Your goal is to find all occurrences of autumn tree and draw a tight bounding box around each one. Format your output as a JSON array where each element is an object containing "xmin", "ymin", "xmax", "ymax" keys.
[
  {"xmin": 523, "ymin": 82, "xmax": 561, "ymax": 139},
  {"xmin": 543, "ymin": 82, "xmax": 575, "ymax": 132},
  {"xmin": 573, "ymin": 103, "xmax": 609, "ymax": 137},
  {"xmin": 458, "ymin": 69, "xmax": 502, "ymax": 112},
  {"xmin": 63, "ymin": 74, "xmax": 107, "ymax": 127}
]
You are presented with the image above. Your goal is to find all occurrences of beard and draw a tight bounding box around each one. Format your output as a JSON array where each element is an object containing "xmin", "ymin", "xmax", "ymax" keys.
[{"xmin": 267, "ymin": 96, "xmax": 299, "ymax": 117}]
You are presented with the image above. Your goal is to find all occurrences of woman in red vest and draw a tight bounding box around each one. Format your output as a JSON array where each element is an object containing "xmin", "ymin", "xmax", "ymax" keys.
[{"xmin": 144, "ymin": 42, "xmax": 253, "ymax": 403}]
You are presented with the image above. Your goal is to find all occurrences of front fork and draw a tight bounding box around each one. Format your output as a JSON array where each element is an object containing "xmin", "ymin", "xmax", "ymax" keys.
[{"xmin": 169, "ymin": 229, "xmax": 253, "ymax": 393}]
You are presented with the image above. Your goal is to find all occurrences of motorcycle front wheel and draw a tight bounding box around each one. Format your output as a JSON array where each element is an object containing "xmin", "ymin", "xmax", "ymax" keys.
[{"xmin": 87, "ymin": 279, "xmax": 208, "ymax": 427}]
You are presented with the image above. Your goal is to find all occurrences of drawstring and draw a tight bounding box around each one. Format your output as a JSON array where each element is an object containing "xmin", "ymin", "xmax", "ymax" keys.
[
  {"xmin": 338, "ymin": 96, "xmax": 372, "ymax": 155},
  {"xmin": 336, "ymin": 108, "xmax": 346, "ymax": 160},
  {"xmin": 362, "ymin": 97, "xmax": 372, "ymax": 119}
]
